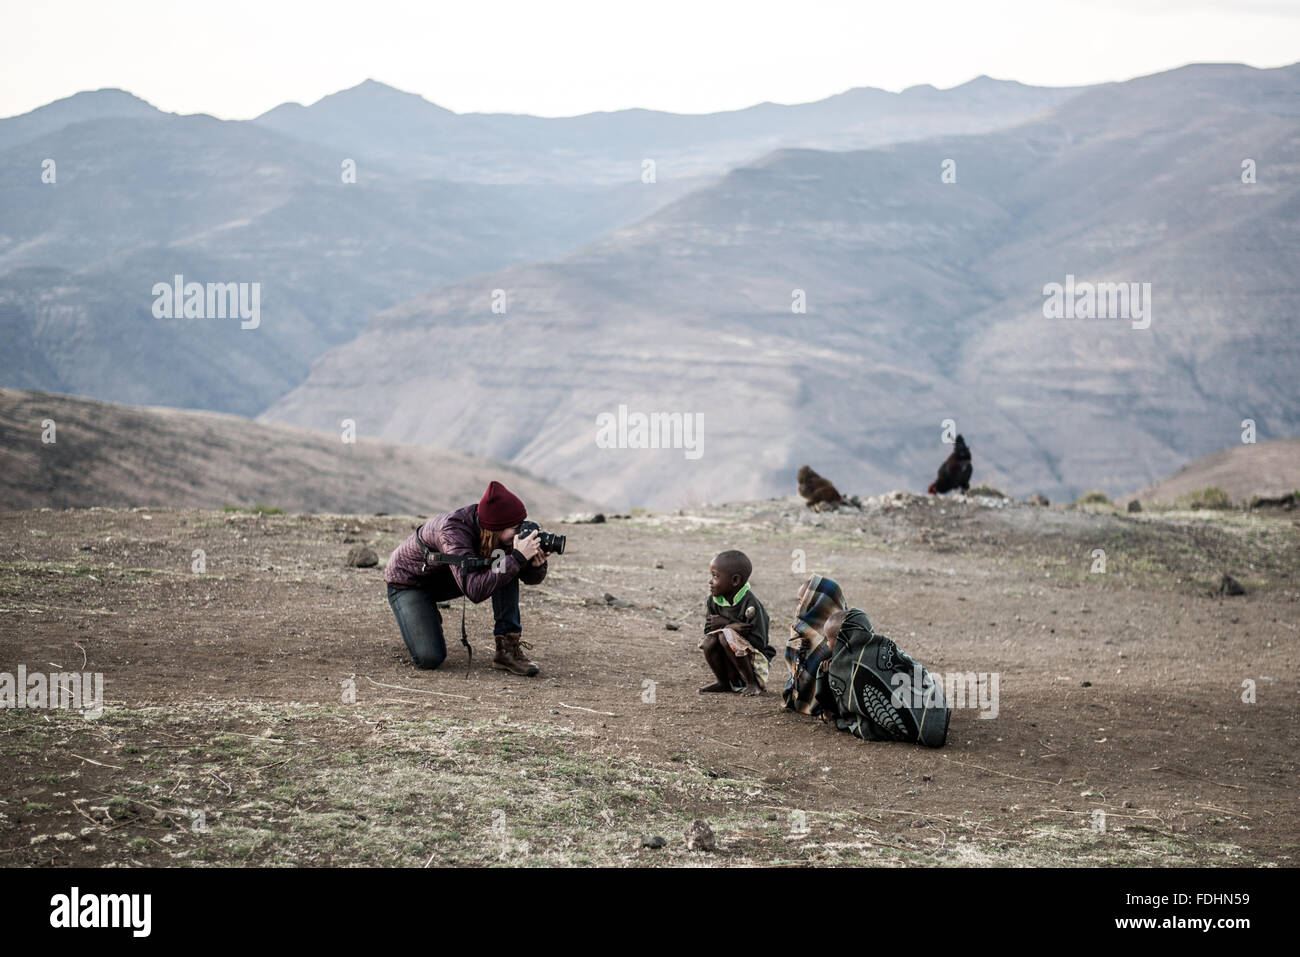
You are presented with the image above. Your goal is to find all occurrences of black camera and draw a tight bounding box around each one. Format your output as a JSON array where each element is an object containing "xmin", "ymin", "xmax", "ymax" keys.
[{"xmin": 517, "ymin": 520, "xmax": 565, "ymax": 555}]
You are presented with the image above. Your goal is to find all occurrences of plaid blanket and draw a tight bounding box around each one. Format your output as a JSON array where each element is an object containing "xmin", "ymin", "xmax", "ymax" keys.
[{"xmin": 783, "ymin": 575, "xmax": 846, "ymax": 714}]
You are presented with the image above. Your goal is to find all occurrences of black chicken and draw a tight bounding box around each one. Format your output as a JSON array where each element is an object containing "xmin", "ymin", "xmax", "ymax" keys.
[{"xmin": 928, "ymin": 435, "xmax": 972, "ymax": 495}]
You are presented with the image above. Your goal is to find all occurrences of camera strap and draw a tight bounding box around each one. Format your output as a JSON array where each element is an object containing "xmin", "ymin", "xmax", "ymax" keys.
[{"xmin": 458, "ymin": 598, "xmax": 471, "ymax": 678}]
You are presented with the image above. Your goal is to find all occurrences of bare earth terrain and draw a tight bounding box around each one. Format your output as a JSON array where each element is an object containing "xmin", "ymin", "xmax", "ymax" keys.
[{"xmin": 1, "ymin": 495, "xmax": 1296, "ymax": 866}]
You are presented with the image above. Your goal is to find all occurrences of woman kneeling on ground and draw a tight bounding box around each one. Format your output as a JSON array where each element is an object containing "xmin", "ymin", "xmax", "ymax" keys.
[{"xmin": 384, "ymin": 481, "xmax": 549, "ymax": 676}]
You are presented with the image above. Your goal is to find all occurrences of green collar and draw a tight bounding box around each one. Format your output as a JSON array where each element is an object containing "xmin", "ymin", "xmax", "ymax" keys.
[{"xmin": 714, "ymin": 581, "xmax": 751, "ymax": 607}]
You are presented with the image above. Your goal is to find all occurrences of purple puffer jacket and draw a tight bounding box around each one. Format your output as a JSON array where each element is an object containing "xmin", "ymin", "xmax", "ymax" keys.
[{"xmin": 384, "ymin": 503, "xmax": 547, "ymax": 600}]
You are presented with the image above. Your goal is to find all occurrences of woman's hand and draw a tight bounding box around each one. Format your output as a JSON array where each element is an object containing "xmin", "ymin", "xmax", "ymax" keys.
[{"xmin": 514, "ymin": 528, "xmax": 543, "ymax": 563}]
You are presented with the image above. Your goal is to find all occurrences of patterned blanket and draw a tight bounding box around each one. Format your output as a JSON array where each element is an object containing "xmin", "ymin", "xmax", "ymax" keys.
[{"xmin": 782, "ymin": 575, "xmax": 846, "ymax": 714}]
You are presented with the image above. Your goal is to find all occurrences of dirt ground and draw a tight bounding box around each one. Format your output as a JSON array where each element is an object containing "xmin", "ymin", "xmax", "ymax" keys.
[{"xmin": 1, "ymin": 495, "xmax": 1296, "ymax": 867}]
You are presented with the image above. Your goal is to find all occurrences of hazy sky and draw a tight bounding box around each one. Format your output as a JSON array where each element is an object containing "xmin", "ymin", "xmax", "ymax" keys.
[{"xmin": 3, "ymin": 0, "xmax": 1298, "ymax": 119}]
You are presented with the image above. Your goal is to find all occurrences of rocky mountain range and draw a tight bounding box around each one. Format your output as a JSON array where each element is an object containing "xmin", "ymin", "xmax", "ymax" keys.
[
  {"xmin": 253, "ymin": 75, "xmax": 1082, "ymax": 184},
  {"xmin": 4, "ymin": 65, "xmax": 1297, "ymax": 508},
  {"xmin": 263, "ymin": 63, "xmax": 1300, "ymax": 507},
  {"xmin": 0, "ymin": 77, "xmax": 1070, "ymax": 417},
  {"xmin": 0, "ymin": 96, "xmax": 694, "ymax": 415}
]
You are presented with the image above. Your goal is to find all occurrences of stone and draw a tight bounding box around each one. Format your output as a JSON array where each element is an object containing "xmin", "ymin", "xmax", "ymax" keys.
[
  {"xmin": 685, "ymin": 819, "xmax": 716, "ymax": 852},
  {"xmin": 1250, "ymin": 492, "xmax": 1296, "ymax": 510},
  {"xmin": 1220, "ymin": 574, "xmax": 1246, "ymax": 596},
  {"xmin": 345, "ymin": 545, "xmax": 378, "ymax": 567}
]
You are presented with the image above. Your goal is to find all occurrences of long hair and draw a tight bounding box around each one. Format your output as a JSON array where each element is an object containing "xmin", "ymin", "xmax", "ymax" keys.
[{"xmin": 478, "ymin": 526, "xmax": 502, "ymax": 559}]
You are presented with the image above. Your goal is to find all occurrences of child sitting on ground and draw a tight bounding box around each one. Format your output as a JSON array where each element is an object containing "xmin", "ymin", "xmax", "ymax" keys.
[{"xmin": 699, "ymin": 550, "xmax": 774, "ymax": 695}]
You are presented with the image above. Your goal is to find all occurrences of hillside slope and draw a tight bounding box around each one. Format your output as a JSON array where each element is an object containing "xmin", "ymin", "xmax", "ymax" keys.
[
  {"xmin": 0, "ymin": 389, "xmax": 594, "ymax": 516},
  {"xmin": 1130, "ymin": 438, "xmax": 1300, "ymax": 505}
]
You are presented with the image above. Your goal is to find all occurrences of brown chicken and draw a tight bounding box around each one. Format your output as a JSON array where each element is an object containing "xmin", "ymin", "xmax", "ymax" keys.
[{"xmin": 797, "ymin": 465, "xmax": 845, "ymax": 509}]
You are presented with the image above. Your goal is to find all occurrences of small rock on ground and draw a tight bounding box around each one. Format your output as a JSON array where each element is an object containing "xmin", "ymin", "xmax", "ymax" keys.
[
  {"xmin": 685, "ymin": 819, "xmax": 716, "ymax": 852},
  {"xmin": 345, "ymin": 545, "xmax": 378, "ymax": 567},
  {"xmin": 1220, "ymin": 573, "xmax": 1246, "ymax": 596}
]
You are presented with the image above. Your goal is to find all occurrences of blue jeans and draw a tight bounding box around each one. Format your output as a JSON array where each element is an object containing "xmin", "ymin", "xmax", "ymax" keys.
[{"xmin": 387, "ymin": 577, "xmax": 522, "ymax": 670}]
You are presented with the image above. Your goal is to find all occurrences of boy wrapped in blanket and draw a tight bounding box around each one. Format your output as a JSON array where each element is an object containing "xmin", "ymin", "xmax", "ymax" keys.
[
  {"xmin": 784, "ymin": 575, "xmax": 950, "ymax": 747},
  {"xmin": 699, "ymin": 550, "xmax": 774, "ymax": 695}
]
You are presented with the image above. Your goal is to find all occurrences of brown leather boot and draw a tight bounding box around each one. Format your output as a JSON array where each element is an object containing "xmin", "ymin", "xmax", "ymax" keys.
[{"xmin": 493, "ymin": 632, "xmax": 539, "ymax": 677}]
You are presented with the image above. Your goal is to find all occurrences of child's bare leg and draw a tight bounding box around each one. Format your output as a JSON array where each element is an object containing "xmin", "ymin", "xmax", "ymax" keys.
[
  {"xmin": 732, "ymin": 650, "xmax": 765, "ymax": 695},
  {"xmin": 700, "ymin": 634, "xmax": 739, "ymax": 692}
]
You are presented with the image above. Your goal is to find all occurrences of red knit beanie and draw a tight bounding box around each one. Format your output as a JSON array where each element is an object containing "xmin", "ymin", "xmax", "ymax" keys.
[{"xmin": 477, "ymin": 481, "xmax": 527, "ymax": 530}]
